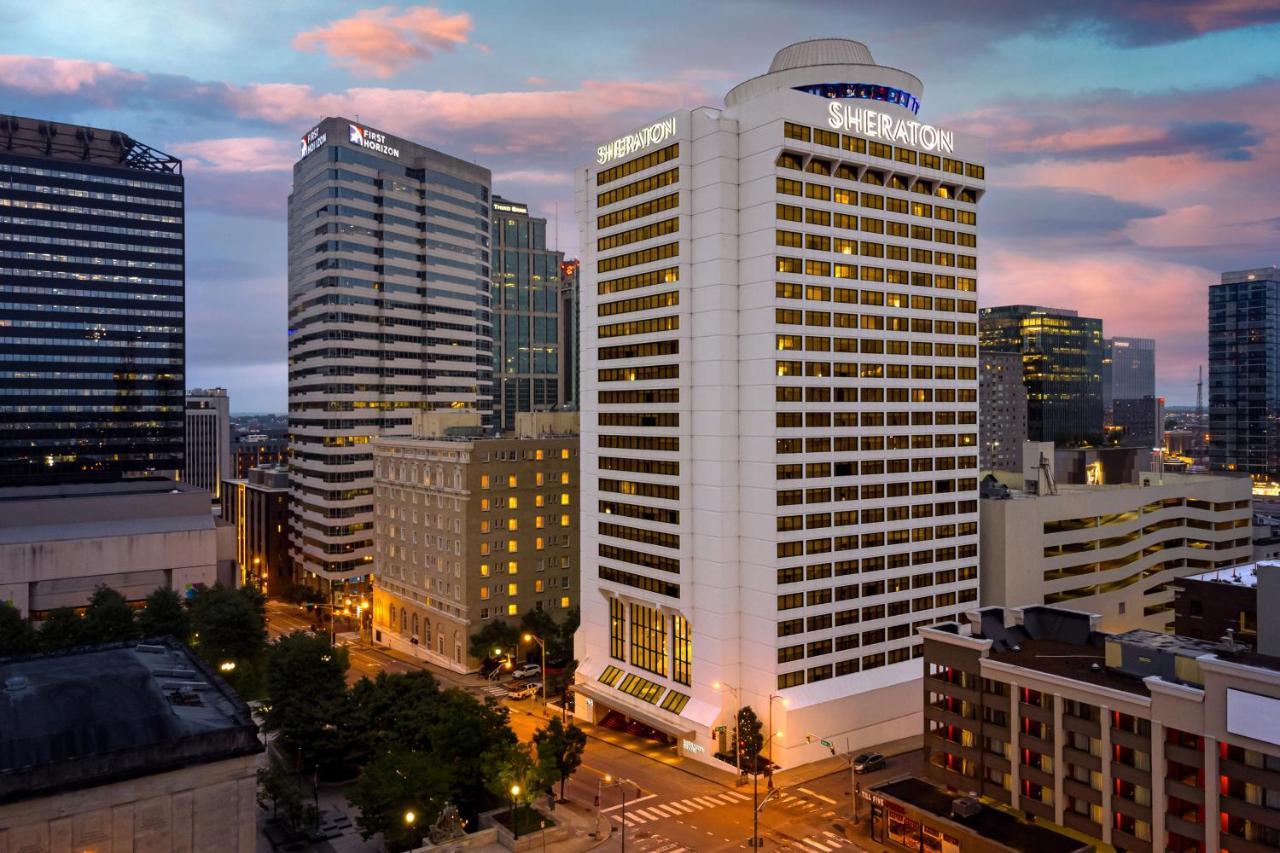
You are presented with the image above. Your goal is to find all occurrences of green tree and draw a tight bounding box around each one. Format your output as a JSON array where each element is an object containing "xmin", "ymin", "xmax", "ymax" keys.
[
  {"xmin": 257, "ymin": 752, "xmax": 316, "ymax": 835},
  {"xmin": 262, "ymin": 632, "xmax": 349, "ymax": 772},
  {"xmin": 433, "ymin": 691, "xmax": 518, "ymax": 820},
  {"xmin": 519, "ymin": 607, "xmax": 579, "ymax": 664},
  {"xmin": 347, "ymin": 749, "xmax": 452, "ymax": 852},
  {"xmin": 469, "ymin": 619, "xmax": 519, "ymax": 664},
  {"xmin": 39, "ymin": 607, "xmax": 86, "ymax": 651},
  {"xmin": 82, "ymin": 585, "xmax": 138, "ymax": 644},
  {"xmin": 189, "ymin": 584, "xmax": 267, "ymax": 664},
  {"xmin": 137, "ymin": 586, "xmax": 191, "ymax": 642},
  {"xmin": 0, "ymin": 600, "xmax": 37, "ymax": 657},
  {"xmin": 483, "ymin": 740, "xmax": 546, "ymax": 831},
  {"xmin": 533, "ymin": 716, "xmax": 586, "ymax": 801},
  {"xmin": 734, "ymin": 706, "xmax": 765, "ymax": 772},
  {"xmin": 344, "ymin": 670, "xmax": 439, "ymax": 759}
]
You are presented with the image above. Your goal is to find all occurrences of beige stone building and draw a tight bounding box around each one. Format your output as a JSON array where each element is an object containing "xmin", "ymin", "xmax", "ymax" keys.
[
  {"xmin": 981, "ymin": 450, "xmax": 1251, "ymax": 633},
  {"xmin": 0, "ymin": 480, "xmax": 235, "ymax": 619},
  {"xmin": 371, "ymin": 412, "xmax": 579, "ymax": 672},
  {"xmin": 0, "ymin": 639, "xmax": 261, "ymax": 852}
]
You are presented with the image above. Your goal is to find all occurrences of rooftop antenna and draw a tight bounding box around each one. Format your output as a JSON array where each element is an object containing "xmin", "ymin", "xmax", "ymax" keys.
[
  {"xmin": 1038, "ymin": 451, "xmax": 1058, "ymax": 496},
  {"xmin": 1196, "ymin": 365, "xmax": 1203, "ymax": 423},
  {"xmin": 554, "ymin": 201, "xmax": 559, "ymax": 252}
]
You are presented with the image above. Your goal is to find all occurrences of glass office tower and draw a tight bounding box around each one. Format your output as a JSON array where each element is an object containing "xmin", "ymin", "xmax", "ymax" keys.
[
  {"xmin": 980, "ymin": 305, "xmax": 1104, "ymax": 445},
  {"xmin": 1209, "ymin": 268, "xmax": 1280, "ymax": 480},
  {"xmin": 0, "ymin": 115, "xmax": 185, "ymax": 485},
  {"xmin": 490, "ymin": 196, "xmax": 572, "ymax": 431}
]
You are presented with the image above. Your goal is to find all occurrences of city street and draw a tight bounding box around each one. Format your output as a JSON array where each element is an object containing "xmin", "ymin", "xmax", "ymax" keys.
[{"xmin": 267, "ymin": 600, "xmax": 915, "ymax": 852}]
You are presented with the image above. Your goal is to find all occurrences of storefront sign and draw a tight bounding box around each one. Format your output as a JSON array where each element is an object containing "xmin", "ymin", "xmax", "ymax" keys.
[
  {"xmin": 827, "ymin": 102, "xmax": 955, "ymax": 154},
  {"xmin": 597, "ymin": 116, "xmax": 678, "ymax": 165},
  {"xmin": 681, "ymin": 738, "xmax": 704, "ymax": 754}
]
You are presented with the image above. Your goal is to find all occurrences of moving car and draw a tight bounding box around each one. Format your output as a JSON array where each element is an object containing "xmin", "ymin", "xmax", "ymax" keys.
[
  {"xmin": 511, "ymin": 662, "xmax": 541, "ymax": 679},
  {"xmin": 853, "ymin": 752, "xmax": 886, "ymax": 774}
]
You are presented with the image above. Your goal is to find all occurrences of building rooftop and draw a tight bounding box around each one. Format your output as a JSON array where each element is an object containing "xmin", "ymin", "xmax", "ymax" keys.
[
  {"xmin": 0, "ymin": 114, "xmax": 181, "ymax": 175},
  {"xmin": 876, "ymin": 777, "xmax": 1089, "ymax": 853},
  {"xmin": 0, "ymin": 479, "xmax": 216, "ymax": 545},
  {"xmin": 0, "ymin": 638, "xmax": 260, "ymax": 804},
  {"xmin": 1185, "ymin": 561, "xmax": 1271, "ymax": 587},
  {"xmin": 768, "ymin": 38, "xmax": 876, "ymax": 71},
  {"xmin": 989, "ymin": 636, "xmax": 1149, "ymax": 697}
]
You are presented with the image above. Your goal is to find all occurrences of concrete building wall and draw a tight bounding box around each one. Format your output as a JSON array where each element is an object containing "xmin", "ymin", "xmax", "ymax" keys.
[
  {"xmin": 981, "ymin": 473, "xmax": 1252, "ymax": 632},
  {"xmin": 0, "ymin": 754, "xmax": 258, "ymax": 853}
]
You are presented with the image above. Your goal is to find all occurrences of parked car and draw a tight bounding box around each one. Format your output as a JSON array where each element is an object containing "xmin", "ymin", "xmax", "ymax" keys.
[
  {"xmin": 853, "ymin": 752, "xmax": 886, "ymax": 774},
  {"xmin": 508, "ymin": 681, "xmax": 541, "ymax": 700},
  {"xmin": 511, "ymin": 663, "xmax": 541, "ymax": 679}
]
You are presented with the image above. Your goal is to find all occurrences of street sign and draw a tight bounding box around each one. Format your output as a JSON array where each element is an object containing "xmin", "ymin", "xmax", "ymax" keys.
[
  {"xmin": 820, "ymin": 739, "xmax": 832, "ymax": 748},
  {"xmin": 714, "ymin": 725, "xmax": 726, "ymax": 733}
]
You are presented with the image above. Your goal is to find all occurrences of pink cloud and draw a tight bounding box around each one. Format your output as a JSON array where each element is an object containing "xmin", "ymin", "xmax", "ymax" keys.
[
  {"xmin": 293, "ymin": 5, "xmax": 473, "ymax": 78},
  {"xmin": 984, "ymin": 248, "xmax": 1217, "ymax": 390},
  {"xmin": 170, "ymin": 137, "xmax": 296, "ymax": 173},
  {"xmin": 0, "ymin": 55, "xmax": 142, "ymax": 97}
]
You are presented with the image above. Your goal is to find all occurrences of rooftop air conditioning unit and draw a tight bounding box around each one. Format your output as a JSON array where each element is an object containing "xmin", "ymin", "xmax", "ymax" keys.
[{"xmin": 951, "ymin": 797, "xmax": 981, "ymax": 818}]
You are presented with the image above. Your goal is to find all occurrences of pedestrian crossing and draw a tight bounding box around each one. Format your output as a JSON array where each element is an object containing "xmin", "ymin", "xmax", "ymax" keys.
[
  {"xmin": 608, "ymin": 789, "xmax": 750, "ymax": 826},
  {"xmin": 773, "ymin": 831, "xmax": 865, "ymax": 852}
]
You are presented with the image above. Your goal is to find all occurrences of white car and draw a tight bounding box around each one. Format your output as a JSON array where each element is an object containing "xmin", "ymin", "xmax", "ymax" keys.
[
  {"xmin": 508, "ymin": 682, "xmax": 541, "ymax": 700},
  {"xmin": 511, "ymin": 663, "xmax": 542, "ymax": 679}
]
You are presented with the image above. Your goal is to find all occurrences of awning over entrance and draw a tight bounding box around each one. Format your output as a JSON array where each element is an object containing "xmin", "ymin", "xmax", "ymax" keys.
[{"xmin": 575, "ymin": 680, "xmax": 696, "ymax": 742}]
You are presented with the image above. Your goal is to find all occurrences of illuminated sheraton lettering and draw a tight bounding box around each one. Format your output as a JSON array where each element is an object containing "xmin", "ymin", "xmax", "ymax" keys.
[
  {"xmin": 827, "ymin": 102, "xmax": 954, "ymax": 154},
  {"xmin": 299, "ymin": 126, "xmax": 326, "ymax": 159},
  {"xmin": 597, "ymin": 117, "xmax": 677, "ymax": 165},
  {"xmin": 349, "ymin": 124, "xmax": 401, "ymax": 159}
]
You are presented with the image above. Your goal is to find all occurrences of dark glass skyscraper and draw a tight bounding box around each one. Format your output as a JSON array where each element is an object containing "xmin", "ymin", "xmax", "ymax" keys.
[
  {"xmin": 0, "ymin": 115, "xmax": 184, "ymax": 485},
  {"xmin": 490, "ymin": 196, "xmax": 572, "ymax": 431},
  {"xmin": 980, "ymin": 305, "xmax": 1103, "ymax": 445},
  {"xmin": 1209, "ymin": 267, "xmax": 1280, "ymax": 480}
]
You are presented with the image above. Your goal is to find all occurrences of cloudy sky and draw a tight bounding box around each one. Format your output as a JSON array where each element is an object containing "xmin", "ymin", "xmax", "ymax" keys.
[{"xmin": 5, "ymin": 0, "xmax": 1279, "ymax": 411}]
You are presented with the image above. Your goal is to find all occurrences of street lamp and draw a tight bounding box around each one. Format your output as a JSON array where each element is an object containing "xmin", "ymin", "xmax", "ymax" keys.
[
  {"xmin": 219, "ymin": 660, "xmax": 236, "ymax": 673},
  {"xmin": 510, "ymin": 783, "xmax": 522, "ymax": 840},
  {"xmin": 712, "ymin": 681, "xmax": 742, "ymax": 779},
  {"xmin": 598, "ymin": 775, "xmax": 635, "ymax": 853},
  {"xmin": 749, "ymin": 693, "xmax": 787, "ymax": 848},
  {"xmin": 404, "ymin": 810, "xmax": 416, "ymax": 826},
  {"xmin": 522, "ymin": 632, "xmax": 547, "ymax": 713}
]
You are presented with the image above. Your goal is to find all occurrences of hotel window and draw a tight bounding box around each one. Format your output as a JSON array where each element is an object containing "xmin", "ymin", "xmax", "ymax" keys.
[
  {"xmin": 560, "ymin": 597, "xmax": 570, "ymax": 609},
  {"xmin": 508, "ymin": 560, "xmax": 518, "ymax": 574},
  {"xmin": 630, "ymin": 602, "xmax": 667, "ymax": 676},
  {"xmin": 480, "ymin": 474, "xmax": 490, "ymax": 489},
  {"xmin": 672, "ymin": 614, "xmax": 692, "ymax": 686},
  {"xmin": 783, "ymin": 122, "xmax": 810, "ymax": 141},
  {"xmin": 609, "ymin": 598, "xmax": 625, "ymax": 660},
  {"xmin": 507, "ymin": 604, "xmax": 518, "ymax": 616}
]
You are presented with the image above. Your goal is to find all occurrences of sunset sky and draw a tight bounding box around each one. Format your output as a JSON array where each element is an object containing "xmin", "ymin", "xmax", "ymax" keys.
[{"xmin": 5, "ymin": 0, "xmax": 1278, "ymax": 411}]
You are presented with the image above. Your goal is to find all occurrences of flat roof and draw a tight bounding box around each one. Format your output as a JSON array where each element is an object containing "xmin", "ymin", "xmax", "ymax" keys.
[
  {"xmin": 877, "ymin": 777, "xmax": 1089, "ymax": 853},
  {"xmin": 1185, "ymin": 561, "xmax": 1272, "ymax": 588},
  {"xmin": 988, "ymin": 637, "xmax": 1149, "ymax": 697},
  {"xmin": 0, "ymin": 639, "xmax": 260, "ymax": 803}
]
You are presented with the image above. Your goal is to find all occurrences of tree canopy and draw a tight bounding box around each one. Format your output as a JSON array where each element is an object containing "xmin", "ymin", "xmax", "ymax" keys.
[
  {"xmin": 0, "ymin": 600, "xmax": 36, "ymax": 657},
  {"xmin": 261, "ymin": 632, "xmax": 349, "ymax": 772},
  {"xmin": 82, "ymin": 585, "xmax": 139, "ymax": 644},
  {"xmin": 533, "ymin": 716, "xmax": 587, "ymax": 801},
  {"xmin": 190, "ymin": 584, "xmax": 267, "ymax": 664},
  {"xmin": 347, "ymin": 749, "xmax": 452, "ymax": 852},
  {"xmin": 137, "ymin": 586, "xmax": 191, "ymax": 642}
]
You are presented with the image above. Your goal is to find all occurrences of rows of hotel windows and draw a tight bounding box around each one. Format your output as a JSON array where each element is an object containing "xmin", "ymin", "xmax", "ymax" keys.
[
  {"xmin": 0, "ymin": 197, "xmax": 182, "ymax": 224},
  {"xmin": 596, "ymin": 144, "xmax": 680, "ymax": 187},
  {"xmin": 777, "ymin": 157, "xmax": 977, "ymax": 205},
  {"xmin": 0, "ymin": 162, "xmax": 182, "ymax": 193},
  {"xmin": 606, "ymin": 598, "xmax": 692, "ymax": 685}
]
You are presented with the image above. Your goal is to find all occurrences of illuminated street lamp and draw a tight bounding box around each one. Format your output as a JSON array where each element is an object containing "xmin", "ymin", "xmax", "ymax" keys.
[
  {"xmin": 521, "ymin": 632, "xmax": 547, "ymax": 712},
  {"xmin": 712, "ymin": 681, "xmax": 742, "ymax": 778},
  {"xmin": 597, "ymin": 775, "xmax": 636, "ymax": 852},
  {"xmin": 404, "ymin": 810, "xmax": 416, "ymax": 826},
  {"xmin": 509, "ymin": 783, "xmax": 522, "ymax": 840},
  {"xmin": 219, "ymin": 661, "xmax": 236, "ymax": 673}
]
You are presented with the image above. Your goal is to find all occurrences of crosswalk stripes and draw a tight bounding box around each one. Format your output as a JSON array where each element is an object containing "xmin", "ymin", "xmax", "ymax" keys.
[{"xmin": 607, "ymin": 788, "xmax": 756, "ymax": 825}]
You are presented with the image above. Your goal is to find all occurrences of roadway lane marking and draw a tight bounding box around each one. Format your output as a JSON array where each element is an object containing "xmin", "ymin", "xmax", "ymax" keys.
[
  {"xmin": 724, "ymin": 791, "xmax": 751, "ymax": 801},
  {"xmin": 711, "ymin": 793, "xmax": 742, "ymax": 805},
  {"xmin": 666, "ymin": 801, "xmax": 695, "ymax": 813},
  {"xmin": 800, "ymin": 787, "xmax": 838, "ymax": 804},
  {"xmin": 692, "ymin": 796, "xmax": 722, "ymax": 808},
  {"xmin": 633, "ymin": 807, "xmax": 663, "ymax": 820},
  {"xmin": 648, "ymin": 804, "xmax": 681, "ymax": 817},
  {"xmin": 601, "ymin": 793, "xmax": 656, "ymax": 813},
  {"xmin": 801, "ymin": 839, "xmax": 832, "ymax": 852}
]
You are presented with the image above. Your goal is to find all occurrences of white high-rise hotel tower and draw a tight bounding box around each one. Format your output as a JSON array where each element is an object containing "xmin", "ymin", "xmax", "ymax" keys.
[{"xmin": 574, "ymin": 40, "xmax": 985, "ymax": 767}]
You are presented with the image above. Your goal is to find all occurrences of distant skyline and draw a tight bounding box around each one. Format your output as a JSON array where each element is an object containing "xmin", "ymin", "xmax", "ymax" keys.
[{"xmin": 4, "ymin": 0, "xmax": 1278, "ymax": 410}]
